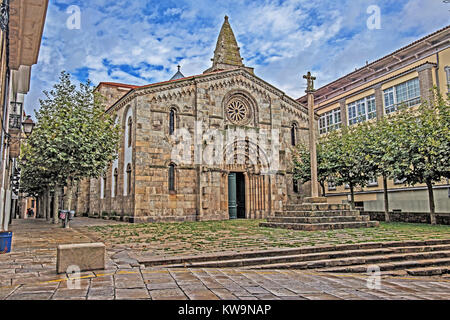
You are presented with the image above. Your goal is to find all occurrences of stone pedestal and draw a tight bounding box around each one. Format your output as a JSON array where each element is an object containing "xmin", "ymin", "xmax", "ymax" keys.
[{"xmin": 303, "ymin": 197, "xmax": 328, "ymax": 204}]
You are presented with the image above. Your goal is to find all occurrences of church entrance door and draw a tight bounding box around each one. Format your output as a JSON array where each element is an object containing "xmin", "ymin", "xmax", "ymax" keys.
[{"xmin": 228, "ymin": 173, "xmax": 246, "ymax": 219}]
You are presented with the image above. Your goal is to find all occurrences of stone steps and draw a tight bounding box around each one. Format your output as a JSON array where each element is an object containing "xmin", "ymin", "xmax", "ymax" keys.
[
  {"xmin": 266, "ymin": 201, "xmax": 378, "ymax": 232},
  {"xmin": 260, "ymin": 221, "xmax": 379, "ymax": 231},
  {"xmin": 267, "ymin": 216, "xmax": 370, "ymax": 224},
  {"xmin": 319, "ymin": 258, "xmax": 450, "ymax": 274},
  {"xmin": 246, "ymin": 250, "xmax": 450, "ymax": 271},
  {"xmin": 137, "ymin": 240, "xmax": 450, "ymax": 273},
  {"xmin": 284, "ymin": 204, "xmax": 351, "ymax": 211},
  {"xmin": 160, "ymin": 245, "xmax": 450, "ymax": 269},
  {"xmin": 274, "ymin": 210, "xmax": 361, "ymax": 218},
  {"xmin": 406, "ymin": 266, "xmax": 450, "ymax": 276}
]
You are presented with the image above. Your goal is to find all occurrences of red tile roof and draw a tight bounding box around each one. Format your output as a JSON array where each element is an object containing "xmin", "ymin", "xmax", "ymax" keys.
[{"xmin": 97, "ymin": 82, "xmax": 140, "ymax": 89}]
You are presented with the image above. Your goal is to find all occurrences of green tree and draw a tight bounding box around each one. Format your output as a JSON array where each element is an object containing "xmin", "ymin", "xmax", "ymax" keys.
[
  {"xmin": 357, "ymin": 118, "xmax": 398, "ymax": 222},
  {"xmin": 389, "ymin": 89, "xmax": 450, "ymax": 224},
  {"xmin": 20, "ymin": 71, "xmax": 121, "ymax": 226},
  {"xmin": 293, "ymin": 142, "xmax": 331, "ymax": 197},
  {"xmin": 319, "ymin": 125, "xmax": 373, "ymax": 209}
]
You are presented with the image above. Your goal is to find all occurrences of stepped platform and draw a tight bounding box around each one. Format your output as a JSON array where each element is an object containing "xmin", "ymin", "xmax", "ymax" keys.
[
  {"xmin": 136, "ymin": 239, "xmax": 450, "ymax": 275},
  {"xmin": 260, "ymin": 201, "xmax": 379, "ymax": 231}
]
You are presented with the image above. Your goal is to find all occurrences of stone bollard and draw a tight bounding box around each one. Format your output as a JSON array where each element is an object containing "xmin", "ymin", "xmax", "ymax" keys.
[{"xmin": 57, "ymin": 243, "xmax": 106, "ymax": 274}]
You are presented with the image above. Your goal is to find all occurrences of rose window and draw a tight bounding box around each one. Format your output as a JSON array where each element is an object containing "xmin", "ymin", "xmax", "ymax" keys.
[{"xmin": 227, "ymin": 99, "xmax": 251, "ymax": 125}]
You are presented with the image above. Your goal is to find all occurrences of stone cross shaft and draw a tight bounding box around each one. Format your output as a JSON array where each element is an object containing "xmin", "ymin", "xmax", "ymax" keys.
[{"xmin": 303, "ymin": 72, "xmax": 319, "ymax": 198}]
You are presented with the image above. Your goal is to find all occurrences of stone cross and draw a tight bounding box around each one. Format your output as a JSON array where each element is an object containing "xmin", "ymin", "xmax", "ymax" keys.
[
  {"xmin": 303, "ymin": 71, "xmax": 316, "ymax": 93},
  {"xmin": 303, "ymin": 72, "xmax": 319, "ymax": 199}
]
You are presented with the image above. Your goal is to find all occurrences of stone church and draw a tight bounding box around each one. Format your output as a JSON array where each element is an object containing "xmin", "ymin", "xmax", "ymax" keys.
[{"xmin": 76, "ymin": 16, "xmax": 312, "ymax": 223}]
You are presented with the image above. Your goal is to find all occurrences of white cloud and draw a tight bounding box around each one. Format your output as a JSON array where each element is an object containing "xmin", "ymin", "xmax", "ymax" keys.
[{"xmin": 24, "ymin": 0, "xmax": 450, "ymax": 116}]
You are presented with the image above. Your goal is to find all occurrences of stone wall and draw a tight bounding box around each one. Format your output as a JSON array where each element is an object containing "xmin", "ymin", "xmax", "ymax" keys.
[
  {"xmin": 76, "ymin": 69, "xmax": 310, "ymax": 223},
  {"xmin": 362, "ymin": 211, "xmax": 450, "ymax": 225}
]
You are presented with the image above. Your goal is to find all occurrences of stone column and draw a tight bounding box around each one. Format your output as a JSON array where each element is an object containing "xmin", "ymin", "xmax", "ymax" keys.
[
  {"xmin": 303, "ymin": 72, "xmax": 319, "ymax": 199},
  {"xmin": 339, "ymin": 99, "xmax": 348, "ymax": 127},
  {"xmin": 417, "ymin": 63, "xmax": 435, "ymax": 103},
  {"xmin": 374, "ymin": 84, "xmax": 384, "ymax": 120}
]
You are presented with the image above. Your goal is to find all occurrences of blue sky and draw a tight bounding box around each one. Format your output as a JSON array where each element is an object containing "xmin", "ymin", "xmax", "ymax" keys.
[{"xmin": 25, "ymin": 0, "xmax": 450, "ymax": 116}]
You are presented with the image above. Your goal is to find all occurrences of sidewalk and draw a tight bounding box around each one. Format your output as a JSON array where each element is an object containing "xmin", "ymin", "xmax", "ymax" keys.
[{"xmin": 0, "ymin": 218, "xmax": 449, "ymax": 300}]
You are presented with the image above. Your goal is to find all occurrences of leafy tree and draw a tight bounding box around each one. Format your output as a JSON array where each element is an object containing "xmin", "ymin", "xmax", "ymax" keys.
[
  {"xmin": 19, "ymin": 71, "xmax": 120, "ymax": 226},
  {"xmin": 388, "ymin": 89, "xmax": 449, "ymax": 224},
  {"xmin": 293, "ymin": 142, "xmax": 331, "ymax": 197},
  {"xmin": 356, "ymin": 118, "xmax": 397, "ymax": 222},
  {"xmin": 319, "ymin": 125, "xmax": 373, "ymax": 209}
]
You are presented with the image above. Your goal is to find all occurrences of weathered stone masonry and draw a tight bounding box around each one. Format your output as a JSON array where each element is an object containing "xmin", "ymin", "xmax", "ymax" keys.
[{"xmin": 76, "ymin": 17, "xmax": 311, "ymax": 223}]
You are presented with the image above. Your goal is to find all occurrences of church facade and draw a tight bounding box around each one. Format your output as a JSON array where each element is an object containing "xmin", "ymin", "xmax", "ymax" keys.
[{"xmin": 76, "ymin": 16, "xmax": 312, "ymax": 223}]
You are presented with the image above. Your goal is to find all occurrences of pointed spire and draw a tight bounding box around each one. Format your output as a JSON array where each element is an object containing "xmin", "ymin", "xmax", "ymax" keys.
[{"xmin": 205, "ymin": 16, "xmax": 247, "ymax": 73}]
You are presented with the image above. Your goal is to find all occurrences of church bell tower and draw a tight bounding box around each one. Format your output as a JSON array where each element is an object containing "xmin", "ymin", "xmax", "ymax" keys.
[{"xmin": 204, "ymin": 16, "xmax": 254, "ymax": 74}]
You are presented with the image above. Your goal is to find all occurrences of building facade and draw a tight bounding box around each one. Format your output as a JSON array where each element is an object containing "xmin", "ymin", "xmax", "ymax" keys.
[
  {"xmin": 77, "ymin": 17, "xmax": 311, "ymax": 223},
  {"xmin": 298, "ymin": 25, "xmax": 450, "ymax": 213},
  {"xmin": 0, "ymin": 0, "xmax": 48, "ymax": 231}
]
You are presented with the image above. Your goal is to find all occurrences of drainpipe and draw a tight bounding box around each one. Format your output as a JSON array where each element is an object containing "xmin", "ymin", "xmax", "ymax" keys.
[{"xmin": 435, "ymin": 53, "xmax": 440, "ymax": 93}]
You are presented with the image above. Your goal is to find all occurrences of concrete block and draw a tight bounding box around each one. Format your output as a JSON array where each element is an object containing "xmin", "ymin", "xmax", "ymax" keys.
[{"xmin": 57, "ymin": 243, "xmax": 106, "ymax": 274}]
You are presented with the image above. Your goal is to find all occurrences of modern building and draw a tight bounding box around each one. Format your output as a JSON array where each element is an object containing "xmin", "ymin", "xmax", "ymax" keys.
[
  {"xmin": 0, "ymin": 0, "xmax": 48, "ymax": 231},
  {"xmin": 298, "ymin": 25, "xmax": 450, "ymax": 213},
  {"xmin": 77, "ymin": 16, "xmax": 311, "ymax": 223}
]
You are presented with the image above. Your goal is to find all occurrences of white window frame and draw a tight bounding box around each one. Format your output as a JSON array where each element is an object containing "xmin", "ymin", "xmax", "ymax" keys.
[
  {"xmin": 368, "ymin": 177, "xmax": 378, "ymax": 187},
  {"xmin": 327, "ymin": 180, "xmax": 336, "ymax": 191},
  {"xmin": 383, "ymin": 77, "xmax": 421, "ymax": 114},
  {"xmin": 347, "ymin": 95, "xmax": 376, "ymax": 125},
  {"xmin": 394, "ymin": 177, "xmax": 407, "ymax": 185},
  {"xmin": 319, "ymin": 108, "xmax": 342, "ymax": 134}
]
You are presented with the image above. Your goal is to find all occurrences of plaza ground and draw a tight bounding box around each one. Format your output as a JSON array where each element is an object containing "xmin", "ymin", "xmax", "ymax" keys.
[
  {"xmin": 0, "ymin": 218, "xmax": 449, "ymax": 300},
  {"xmin": 83, "ymin": 218, "xmax": 450, "ymax": 257}
]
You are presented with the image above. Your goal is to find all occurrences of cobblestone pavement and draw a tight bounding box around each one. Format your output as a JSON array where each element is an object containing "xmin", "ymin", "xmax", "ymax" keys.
[{"xmin": 1, "ymin": 218, "xmax": 450, "ymax": 300}]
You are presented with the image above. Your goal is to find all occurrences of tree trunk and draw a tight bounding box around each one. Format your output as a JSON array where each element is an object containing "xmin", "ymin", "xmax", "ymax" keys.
[
  {"xmin": 46, "ymin": 191, "xmax": 51, "ymax": 221},
  {"xmin": 320, "ymin": 181, "xmax": 326, "ymax": 197},
  {"xmin": 382, "ymin": 175, "xmax": 390, "ymax": 222},
  {"xmin": 349, "ymin": 182, "xmax": 355, "ymax": 210},
  {"xmin": 53, "ymin": 187, "xmax": 60, "ymax": 224},
  {"xmin": 426, "ymin": 179, "xmax": 436, "ymax": 225},
  {"xmin": 44, "ymin": 192, "xmax": 48, "ymax": 221},
  {"xmin": 65, "ymin": 179, "xmax": 75, "ymax": 229}
]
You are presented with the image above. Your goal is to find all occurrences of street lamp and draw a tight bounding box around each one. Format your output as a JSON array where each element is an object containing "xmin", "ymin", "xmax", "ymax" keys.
[{"xmin": 21, "ymin": 116, "xmax": 35, "ymax": 138}]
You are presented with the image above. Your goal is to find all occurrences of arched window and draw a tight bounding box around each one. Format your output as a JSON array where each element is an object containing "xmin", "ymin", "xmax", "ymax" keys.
[
  {"xmin": 103, "ymin": 175, "xmax": 107, "ymax": 197},
  {"xmin": 293, "ymin": 178, "xmax": 299, "ymax": 193},
  {"xmin": 127, "ymin": 117, "xmax": 133, "ymax": 148},
  {"xmin": 126, "ymin": 164, "xmax": 132, "ymax": 195},
  {"xmin": 169, "ymin": 109, "xmax": 176, "ymax": 135},
  {"xmin": 291, "ymin": 123, "xmax": 297, "ymax": 146},
  {"xmin": 113, "ymin": 168, "xmax": 118, "ymax": 198},
  {"xmin": 168, "ymin": 164, "xmax": 176, "ymax": 192},
  {"xmin": 100, "ymin": 175, "xmax": 106, "ymax": 199}
]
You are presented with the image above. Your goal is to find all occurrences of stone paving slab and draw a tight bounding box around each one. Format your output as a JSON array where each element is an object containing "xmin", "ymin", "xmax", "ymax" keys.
[{"xmin": 2, "ymin": 218, "xmax": 450, "ymax": 300}]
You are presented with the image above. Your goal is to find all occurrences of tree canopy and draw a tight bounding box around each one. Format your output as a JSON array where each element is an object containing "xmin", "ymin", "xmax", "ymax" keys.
[{"xmin": 20, "ymin": 71, "xmax": 121, "ymax": 212}]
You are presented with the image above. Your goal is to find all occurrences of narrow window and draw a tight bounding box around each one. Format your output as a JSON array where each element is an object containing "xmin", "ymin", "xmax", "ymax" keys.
[
  {"xmin": 291, "ymin": 123, "xmax": 297, "ymax": 146},
  {"xmin": 169, "ymin": 164, "xmax": 175, "ymax": 192},
  {"xmin": 293, "ymin": 179, "xmax": 299, "ymax": 193},
  {"xmin": 126, "ymin": 164, "xmax": 132, "ymax": 195},
  {"xmin": 101, "ymin": 175, "xmax": 106, "ymax": 199},
  {"xmin": 127, "ymin": 117, "xmax": 133, "ymax": 148},
  {"xmin": 169, "ymin": 109, "xmax": 175, "ymax": 135},
  {"xmin": 113, "ymin": 168, "xmax": 118, "ymax": 198}
]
